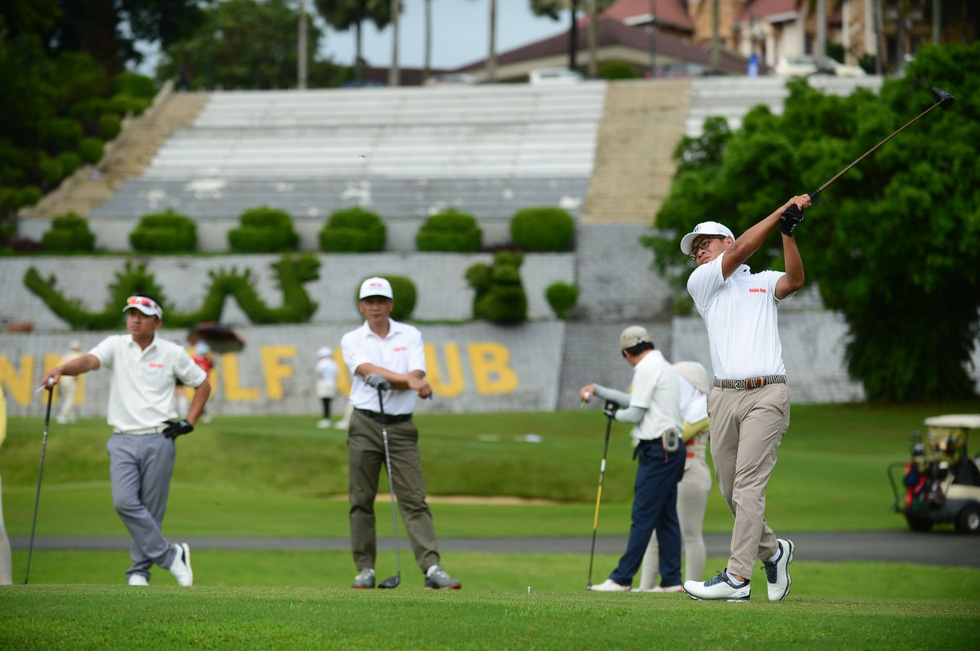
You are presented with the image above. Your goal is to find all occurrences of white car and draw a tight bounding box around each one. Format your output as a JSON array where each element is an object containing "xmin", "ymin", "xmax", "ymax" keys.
[
  {"xmin": 528, "ymin": 67, "xmax": 584, "ymax": 85},
  {"xmin": 774, "ymin": 55, "xmax": 867, "ymax": 78}
]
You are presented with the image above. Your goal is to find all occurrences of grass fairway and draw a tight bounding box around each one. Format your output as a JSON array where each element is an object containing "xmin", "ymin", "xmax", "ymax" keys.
[{"xmin": 1, "ymin": 584, "xmax": 977, "ymax": 650}]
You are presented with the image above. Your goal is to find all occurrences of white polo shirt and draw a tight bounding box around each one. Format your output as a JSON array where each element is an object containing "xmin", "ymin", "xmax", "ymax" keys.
[
  {"xmin": 341, "ymin": 319, "xmax": 426, "ymax": 416},
  {"xmin": 628, "ymin": 350, "xmax": 683, "ymax": 441},
  {"xmin": 90, "ymin": 334, "xmax": 207, "ymax": 433},
  {"xmin": 679, "ymin": 376, "xmax": 708, "ymax": 423},
  {"xmin": 687, "ymin": 252, "xmax": 788, "ymax": 380}
]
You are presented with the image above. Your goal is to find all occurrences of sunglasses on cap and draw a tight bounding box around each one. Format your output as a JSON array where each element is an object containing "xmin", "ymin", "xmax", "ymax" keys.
[{"xmin": 126, "ymin": 296, "xmax": 159, "ymax": 309}]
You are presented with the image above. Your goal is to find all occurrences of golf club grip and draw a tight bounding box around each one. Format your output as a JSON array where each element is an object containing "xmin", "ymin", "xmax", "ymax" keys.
[{"xmin": 809, "ymin": 187, "xmax": 822, "ymax": 201}]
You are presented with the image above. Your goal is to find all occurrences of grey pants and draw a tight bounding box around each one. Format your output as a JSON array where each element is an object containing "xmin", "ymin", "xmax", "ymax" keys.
[
  {"xmin": 347, "ymin": 410, "xmax": 440, "ymax": 573},
  {"xmin": 107, "ymin": 433, "xmax": 178, "ymax": 579},
  {"xmin": 707, "ymin": 383, "xmax": 790, "ymax": 579}
]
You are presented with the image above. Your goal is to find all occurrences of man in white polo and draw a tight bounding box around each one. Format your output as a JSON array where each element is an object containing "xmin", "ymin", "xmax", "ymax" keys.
[
  {"xmin": 341, "ymin": 277, "xmax": 460, "ymax": 590},
  {"xmin": 42, "ymin": 294, "xmax": 210, "ymax": 586},
  {"xmin": 678, "ymin": 194, "xmax": 809, "ymax": 602}
]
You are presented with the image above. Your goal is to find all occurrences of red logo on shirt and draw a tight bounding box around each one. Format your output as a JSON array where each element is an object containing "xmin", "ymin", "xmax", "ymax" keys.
[
  {"xmin": 393, "ymin": 347, "xmax": 407, "ymax": 352},
  {"xmin": 148, "ymin": 363, "xmax": 163, "ymax": 368},
  {"xmin": 748, "ymin": 288, "xmax": 767, "ymax": 294}
]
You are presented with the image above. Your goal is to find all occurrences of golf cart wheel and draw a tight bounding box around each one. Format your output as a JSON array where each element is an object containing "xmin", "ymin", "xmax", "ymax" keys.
[
  {"xmin": 905, "ymin": 515, "xmax": 934, "ymax": 532},
  {"xmin": 954, "ymin": 504, "xmax": 980, "ymax": 534}
]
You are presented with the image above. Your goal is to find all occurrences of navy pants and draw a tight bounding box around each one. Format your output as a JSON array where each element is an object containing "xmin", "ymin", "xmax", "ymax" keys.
[{"xmin": 609, "ymin": 439, "xmax": 685, "ymax": 587}]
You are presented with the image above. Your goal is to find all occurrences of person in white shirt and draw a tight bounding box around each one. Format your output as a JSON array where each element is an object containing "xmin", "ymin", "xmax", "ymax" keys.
[
  {"xmin": 678, "ymin": 194, "xmax": 809, "ymax": 602},
  {"xmin": 315, "ymin": 346, "xmax": 339, "ymax": 428},
  {"xmin": 637, "ymin": 361, "xmax": 712, "ymax": 592},
  {"xmin": 579, "ymin": 326, "xmax": 684, "ymax": 592},
  {"xmin": 55, "ymin": 340, "xmax": 84, "ymax": 424},
  {"xmin": 340, "ymin": 277, "xmax": 460, "ymax": 590},
  {"xmin": 41, "ymin": 294, "xmax": 211, "ymax": 587}
]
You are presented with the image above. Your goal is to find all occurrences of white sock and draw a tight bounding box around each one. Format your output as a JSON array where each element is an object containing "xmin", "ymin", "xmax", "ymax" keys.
[
  {"xmin": 767, "ymin": 547, "xmax": 782, "ymax": 563},
  {"xmin": 426, "ymin": 565, "xmax": 440, "ymax": 578}
]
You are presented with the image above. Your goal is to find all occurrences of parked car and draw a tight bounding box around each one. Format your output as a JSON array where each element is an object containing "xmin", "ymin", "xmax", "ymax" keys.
[
  {"xmin": 425, "ymin": 73, "xmax": 477, "ymax": 86},
  {"xmin": 774, "ymin": 55, "xmax": 867, "ymax": 78},
  {"xmin": 528, "ymin": 67, "xmax": 584, "ymax": 85}
]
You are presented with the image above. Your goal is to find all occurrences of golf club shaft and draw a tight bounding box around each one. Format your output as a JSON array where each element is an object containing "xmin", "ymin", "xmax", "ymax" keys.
[
  {"xmin": 377, "ymin": 387, "xmax": 401, "ymax": 584},
  {"xmin": 810, "ymin": 100, "xmax": 944, "ymax": 201},
  {"xmin": 587, "ymin": 414, "xmax": 614, "ymax": 588},
  {"xmin": 24, "ymin": 387, "xmax": 54, "ymax": 584}
]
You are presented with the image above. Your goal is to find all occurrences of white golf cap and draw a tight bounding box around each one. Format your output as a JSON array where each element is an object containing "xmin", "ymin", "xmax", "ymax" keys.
[
  {"xmin": 679, "ymin": 221, "xmax": 735, "ymax": 256},
  {"xmin": 122, "ymin": 295, "xmax": 163, "ymax": 318},
  {"xmin": 317, "ymin": 346, "xmax": 332, "ymax": 357},
  {"xmin": 358, "ymin": 277, "xmax": 393, "ymax": 300},
  {"xmin": 619, "ymin": 325, "xmax": 652, "ymax": 349}
]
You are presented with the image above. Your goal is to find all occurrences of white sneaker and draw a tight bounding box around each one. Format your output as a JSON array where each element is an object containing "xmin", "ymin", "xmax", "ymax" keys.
[
  {"xmin": 588, "ymin": 579, "xmax": 630, "ymax": 592},
  {"xmin": 633, "ymin": 587, "xmax": 656, "ymax": 593},
  {"xmin": 684, "ymin": 570, "xmax": 750, "ymax": 601},
  {"xmin": 335, "ymin": 420, "xmax": 349, "ymax": 430},
  {"xmin": 128, "ymin": 574, "xmax": 149, "ymax": 586},
  {"xmin": 764, "ymin": 539, "xmax": 794, "ymax": 601},
  {"xmin": 652, "ymin": 584, "xmax": 685, "ymax": 593},
  {"xmin": 317, "ymin": 419, "xmax": 330, "ymax": 429},
  {"xmin": 168, "ymin": 543, "xmax": 193, "ymax": 587}
]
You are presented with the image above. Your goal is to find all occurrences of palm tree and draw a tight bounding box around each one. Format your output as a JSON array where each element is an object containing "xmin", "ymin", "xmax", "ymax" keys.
[
  {"xmin": 315, "ymin": 0, "xmax": 392, "ymax": 81},
  {"xmin": 529, "ymin": 0, "xmax": 613, "ymax": 72}
]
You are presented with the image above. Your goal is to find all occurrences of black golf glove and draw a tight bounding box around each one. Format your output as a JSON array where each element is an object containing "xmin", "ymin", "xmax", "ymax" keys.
[
  {"xmin": 163, "ymin": 419, "xmax": 194, "ymax": 439},
  {"xmin": 779, "ymin": 204, "xmax": 805, "ymax": 236},
  {"xmin": 603, "ymin": 401, "xmax": 619, "ymax": 419},
  {"xmin": 364, "ymin": 374, "xmax": 392, "ymax": 391}
]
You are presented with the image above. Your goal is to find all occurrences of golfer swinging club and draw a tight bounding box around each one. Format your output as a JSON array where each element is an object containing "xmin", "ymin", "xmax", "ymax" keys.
[
  {"xmin": 579, "ymin": 326, "xmax": 684, "ymax": 591},
  {"xmin": 340, "ymin": 277, "xmax": 460, "ymax": 590},
  {"xmin": 41, "ymin": 294, "xmax": 210, "ymax": 586},
  {"xmin": 679, "ymin": 194, "xmax": 809, "ymax": 601}
]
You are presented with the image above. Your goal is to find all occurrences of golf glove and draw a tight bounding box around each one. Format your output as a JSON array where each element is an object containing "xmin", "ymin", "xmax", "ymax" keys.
[
  {"xmin": 779, "ymin": 204, "xmax": 804, "ymax": 236},
  {"xmin": 163, "ymin": 419, "xmax": 194, "ymax": 439},
  {"xmin": 364, "ymin": 374, "xmax": 392, "ymax": 390},
  {"xmin": 603, "ymin": 401, "xmax": 619, "ymax": 419}
]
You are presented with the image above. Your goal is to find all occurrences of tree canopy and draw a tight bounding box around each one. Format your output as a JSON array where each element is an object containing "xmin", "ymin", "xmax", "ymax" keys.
[{"xmin": 643, "ymin": 42, "xmax": 980, "ymax": 402}]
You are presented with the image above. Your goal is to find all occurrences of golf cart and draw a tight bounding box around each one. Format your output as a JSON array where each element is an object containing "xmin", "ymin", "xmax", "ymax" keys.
[{"xmin": 888, "ymin": 414, "xmax": 980, "ymax": 534}]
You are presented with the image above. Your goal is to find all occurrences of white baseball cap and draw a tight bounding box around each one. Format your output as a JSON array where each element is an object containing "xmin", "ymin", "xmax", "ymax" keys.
[
  {"xmin": 122, "ymin": 295, "xmax": 163, "ymax": 318},
  {"xmin": 317, "ymin": 346, "xmax": 332, "ymax": 357},
  {"xmin": 679, "ymin": 221, "xmax": 735, "ymax": 256},
  {"xmin": 619, "ymin": 325, "xmax": 652, "ymax": 350},
  {"xmin": 358, "ymin": 277, "xmax": 393, "ymax": 300}
]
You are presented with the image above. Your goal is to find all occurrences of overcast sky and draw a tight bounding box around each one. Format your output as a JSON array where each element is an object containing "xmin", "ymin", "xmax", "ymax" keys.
[{"xmin": 318, "ymin": 1, "xmax": 572, "ymax": 70}]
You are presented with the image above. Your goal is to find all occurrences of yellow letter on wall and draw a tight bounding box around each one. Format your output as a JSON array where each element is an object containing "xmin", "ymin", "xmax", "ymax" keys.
[
  {"xmin": 0, "ymin": 354, "xmax": 34, "ymax": 406},
  {"xmin": 221, "ymin": 353, "xmax": 261, "ymax": 402},
  {"xmin": 467, "ymin": 343, "xmax": 519, "ymax": 395},
  {"xmin": 424, "ymin": 343, "xmax": 465, "ymax": 397},
  {"xmin": 262, "ymin": 345, "xmax": 297, "ymax": 400}
]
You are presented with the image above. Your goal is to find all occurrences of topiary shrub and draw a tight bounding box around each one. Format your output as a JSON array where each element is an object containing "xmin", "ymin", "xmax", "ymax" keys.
[
  {"xmin": 320, "ymin": 207, "xmax": 386, "ymax": 252},
  {"xmin": 42, "ymin": 118, "xmax": 83, "ymax": 153},
  {"xmin": 466, "ymin": 251, "xmax": 527, "ymax": 324},
  {"xmin": 598, "ymin": 60, "xmax": 638, "ymax": 80},
  {"xmin": 415, "ymin": 209, "xmax": 482, "ymax": 252},
  {"xmin": 38, "ymin": 157, "xmax": 65, "ymax": 186},
  {"xmin": 228, "ymin": 206, "xmax": 299, "ymax": 253},
  {"xmin": 100, "ymin": 114, "xmax": 122, "ymax": 140},
  {"xmin": 41, "ymin": 212, "xmax": 96, "ymax": 252},
  {"xmin": 78, "ymin": 138, "xmax": 104, "ymax": 164},
  {"xmin": 19, "ymin": 186, "xmax": 42, "ymax": 207},
  {"xmin": 58, "ymin": 151, "xmax": 81, "ymax": 176},
  {"xmin": 130, "ymin": 209, "xmax": 197, "ymax": 253},
  {"xmin": 355, "ymin": 274, "xmax": 417, "ymax": 321},
  {"xmin": 545, "ymin": 282, "xmax": 578, "ymax": 319},
  {"xmin": 510, "ymin": 206, "xmax": 575, "ymax": 252},
  {"xmin": 112, "ymin": 72, "xmax": 157, "ymax": 99}
]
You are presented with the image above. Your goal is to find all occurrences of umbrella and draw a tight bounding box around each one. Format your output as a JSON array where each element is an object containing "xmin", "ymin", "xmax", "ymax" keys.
[{"xmin": 187, "ymin": 322, "xmax": 246, "ymax": 354}]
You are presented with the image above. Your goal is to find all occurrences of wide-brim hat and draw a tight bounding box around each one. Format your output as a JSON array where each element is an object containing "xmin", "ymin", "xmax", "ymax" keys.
[{"xmin": 673, "ymin": 361, "xmax": 710, "ymax": 395}]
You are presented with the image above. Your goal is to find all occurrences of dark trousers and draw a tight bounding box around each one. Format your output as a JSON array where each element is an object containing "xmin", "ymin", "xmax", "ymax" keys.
[
  {"xmin": 609, "ymin": 439, "xmax": 685, "ymax": 587},
  {"xmin": 320, "ymin": 397, "xmax": 332, "ymax": 419},
  {"xmin": 347, "ymin": 410, "xmax": 440, "ymax": 573}
]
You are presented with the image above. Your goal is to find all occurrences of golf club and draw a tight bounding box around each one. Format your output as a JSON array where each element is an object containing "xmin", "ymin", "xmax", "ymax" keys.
[
  {"xmin": 587, "ymin": 407, "xmax": 615, "ymax": 590},
  {"xmin": 809, "ymin": 87, "xmax": 955, "ymax": 201},
  {"xmin": 24, "ymin": 379, "xmax": 54, "ymax": 584},
  {"xmin": 369, "ymin": 376, "xmax": 401, "ymax": 589}
]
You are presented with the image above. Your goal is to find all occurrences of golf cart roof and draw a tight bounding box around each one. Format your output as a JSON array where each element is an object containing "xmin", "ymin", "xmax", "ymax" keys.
[{"xmin": 923, "ymin": 414, "xmax": 980, "ymax": 429}]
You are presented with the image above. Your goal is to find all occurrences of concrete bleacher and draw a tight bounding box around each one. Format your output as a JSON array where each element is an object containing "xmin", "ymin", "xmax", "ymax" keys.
[
  {"xmin": 686, "ymin": 75, "xmax": 884, "ymax": 137},
  {"xmin": 89, "ymin": 84, "xmax": 608, "ymax": 249}
]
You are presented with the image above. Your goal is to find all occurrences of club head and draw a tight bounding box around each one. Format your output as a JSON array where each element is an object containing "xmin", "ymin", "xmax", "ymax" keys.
[
  {"xmin": 378, "ymin": 574, "xmax": 400, "ymax": 589},
  {"xmin": 931, "ymin": 87, "xmax": 955, "ymax": 110}
]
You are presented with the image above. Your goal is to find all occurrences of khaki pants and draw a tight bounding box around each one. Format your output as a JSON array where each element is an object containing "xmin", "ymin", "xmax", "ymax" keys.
[
  {"xmin": 708, "ymin": 383, "xmax": 790, "ymax": 579},
  {"xmin": 347, "ymin": 410, "xmax": 440, "ymax": 573}
]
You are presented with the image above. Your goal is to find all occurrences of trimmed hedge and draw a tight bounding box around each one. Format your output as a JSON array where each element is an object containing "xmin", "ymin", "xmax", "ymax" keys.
[
  {"xmin": 355, "ymin": 274, "xmax": 417, "ymax": 321},
  {"xmin": 100, "ymin": 114, "xmax": 122, "ymax": 140},
  {"xmin": 130, "ymin": 210, "xmax": 197, "ymax": 253},
  {"xmin": 112, "ymin": 72, "xmax": 157, "ymax": 99},
  {"xmin": 545, "ymin": 282, "xmax": 578, "ymax": 319},
  {"xmin": 510, "ymin": 206, "xmax": 575, "ymax": 252},
  {"xmin": 415, "ymin": 209, "xmax": 482, "ymax": 252},
  {"xmin": 58, "ymin": 151, "xmax": 81, "ymax": 176},
  {"xmin": 19, "ymin": 186, "xmax": 42, "ymax": 207},
  {"xmin": 78, "ymin": 138, "xmax": 104, "ymax": 164},
  {"xmin": 42, "ymin": 118, "xmax": 83, "ymax": 153},
  {"xmin": 466, "ymin": 250, "xmax": 527, "ymax": 324},
  {"xmin": 228, "ymin": 206, "xmax": 299, "ymax": 253},
  {"xmin": 320, "ymin": 207, "xmax": 386, "ymax": 252},
  {"xmin": 598, "ymin": 61, "xmax": 638, "ymax": 80},
  {"xmin": 41, "ymin": 212, "xmax": 96, "ymax": 252}
]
